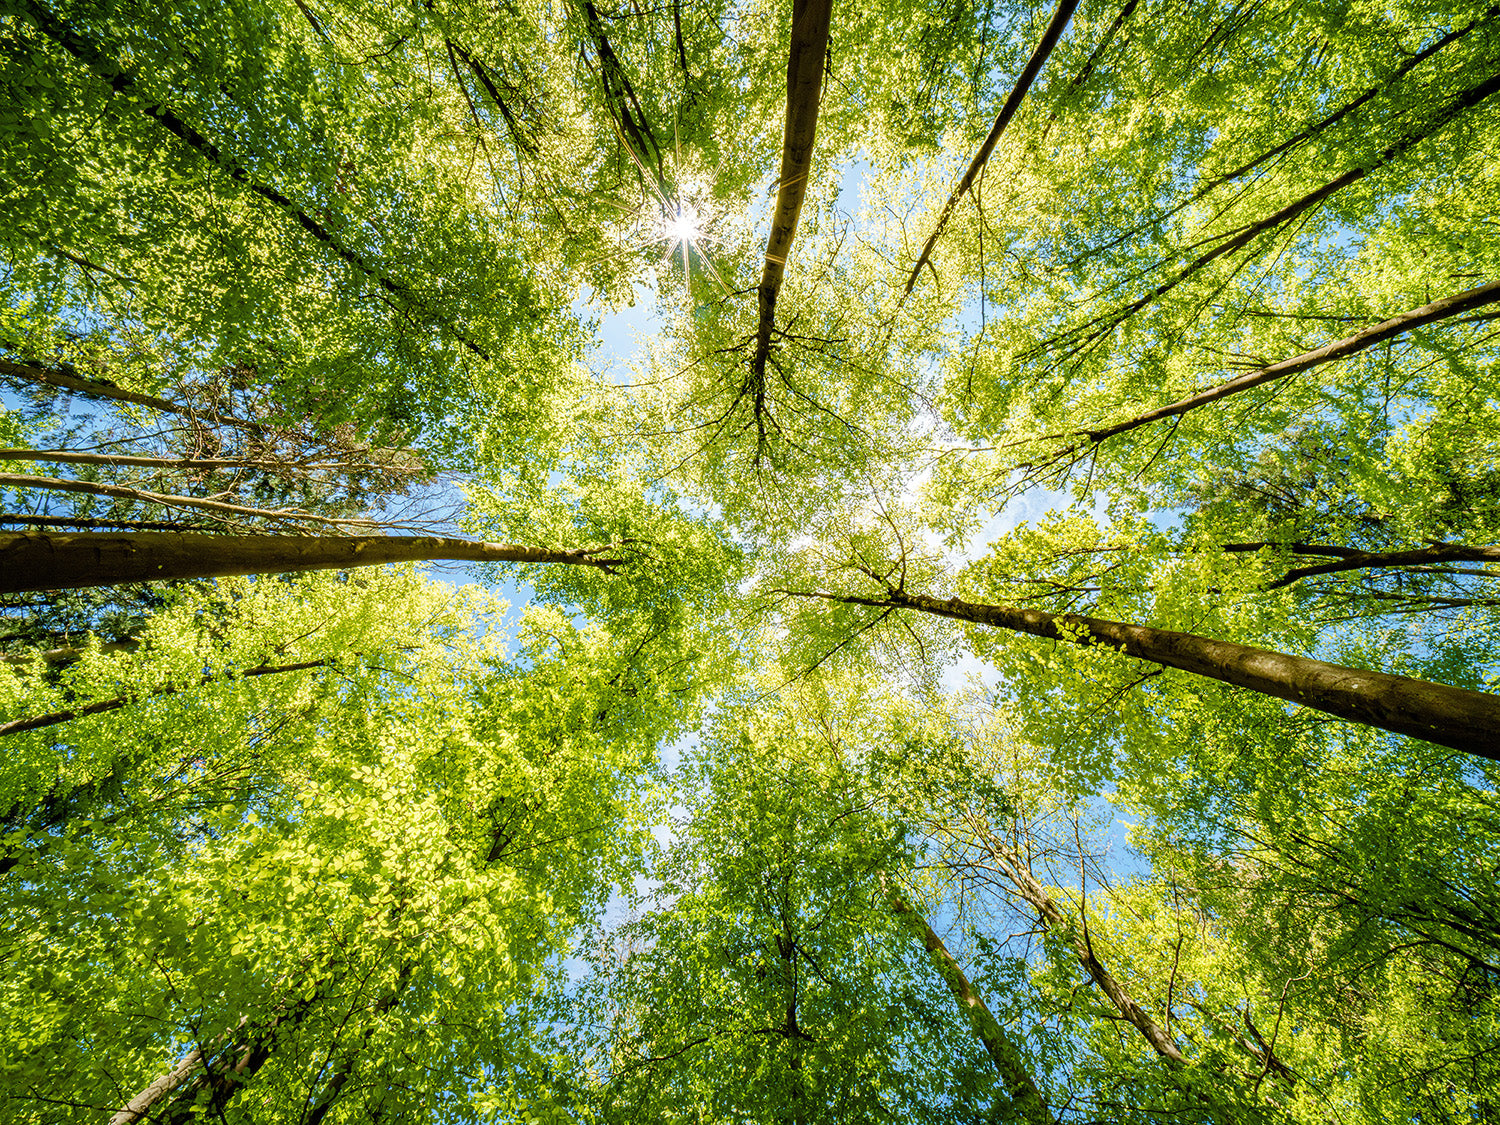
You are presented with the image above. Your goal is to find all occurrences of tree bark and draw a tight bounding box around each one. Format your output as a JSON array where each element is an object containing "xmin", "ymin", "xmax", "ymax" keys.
[
  {"xmin": 578, "ymin": 1, "xmax": 666, "ymax": 192},
  {"xmin": 0, "ymin": 358, "xmax": 230, "ymax": 423},
  {"xmin": 0, "ymin": 532, "xmax": 625, "ymax": 593},
  {"xmin": 1070, "ymin": 281, "xmax": 1500, "ymax": 446},
  {"xmin": 0, "ymin": 448, "xmax": 383, "ymax": 472},
  {"xmin": 882, "ymin": 879, "xmax": 1057, "ymax": 1125},
  {"xmin": 1262, "ymin": 541, "xmax": 1500, "ymax": 589},
  {"xmin": 1037, "ymin": 68, "xmax": 1500, "ymax": 358},
  {"xmin": 903, "ymin": 0, "xmax": 1081, "ymax": 297},
  {"xmin": 788, "ymin": 586, "xmax": 1500, "ymax": 756},
  {"xmin": 0, "ymin": 657, "xmax": 330, "ymax": 738},
  {"xmin": 887, "ymin": 588, "xmax": 1500, "ymax": 756},
  {"xmin": 0, "ymin": 470, "xmax": 384, "ymax": 529},
  {"xmin": 108, "ymin": 1018, "xmax": 250, "ymax": 1125},
  {"xmin": 2, "ymin": 639, "xmax": 139, "ymax": 665},
  {"xmin": 974, "ymin": 831, "xmax": 1186, "ymax": 1064},
  {"xmin": 21, "ymin": 0, "xmax": 492, "ymax": 361},
  {"xmin": 749, "ymin": 0, "xmax": 835, "ymax": 393}
]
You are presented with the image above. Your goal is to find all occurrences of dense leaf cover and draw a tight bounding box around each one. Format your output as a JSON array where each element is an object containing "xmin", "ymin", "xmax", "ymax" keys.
[{"xmin": 2, "ymin": 0, "xmax": 1498, "ymax": 1120}]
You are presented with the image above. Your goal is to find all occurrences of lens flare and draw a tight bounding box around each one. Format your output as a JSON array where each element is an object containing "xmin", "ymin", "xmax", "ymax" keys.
[{"xmin": 660, "ymin": 203, "xmax": 702, "ymax": 247}]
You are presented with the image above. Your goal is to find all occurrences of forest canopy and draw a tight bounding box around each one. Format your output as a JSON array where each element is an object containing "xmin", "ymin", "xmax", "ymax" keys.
[{"xmin": 2, "ymin": 0, "xmax": 1499, "ymax": 1120}]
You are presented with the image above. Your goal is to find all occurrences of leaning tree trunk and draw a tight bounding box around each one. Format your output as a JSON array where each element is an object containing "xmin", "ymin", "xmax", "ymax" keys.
[
  {"xmin": 788, "ymin": 585, "xmax": 1500, "ymax": 756},
  {"xmin": 1063, "ymin": 280, "xmax": 1500, "ymax": 450},
  {"xmin": 0, "ymin": 532, "xmax": 624, "ymax": 593},
  {"xmin": 880, "ymin": 589, "xmax": 1500, "ymax": 757},
  {"xmin": 882, "ymin": 878, "xmax": 1057, "ymax": 1125},
  {"xmin": 903, "ymin": 0, "xmax": 1081, "ymax": 297},
  {"xmin": 0, "ymin": 657, "xmax": 332, "ymax": 737}
]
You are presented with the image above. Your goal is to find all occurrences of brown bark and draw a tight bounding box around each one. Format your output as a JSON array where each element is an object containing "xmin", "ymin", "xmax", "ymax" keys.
[
  {"xmin": 108, "ymin": 1018, "xmax": 250, "ymax": 1125},
  {"xmin": 578, "ymin": 1, "xmax": 666, "ymax": 190},
  {"xmin": 1263, "ymin": 542, "xmax": 1500, "ymax": 589},
  {"xmin": 0, "ymin": 358, "xmax": 216, "ymax": 422},
  {"xmin": 0, "ymin": 448, "xmax": 380, "ymax": 472},
  {"xmin": 903, "ymin": 0, "xmax": 1081, "ymax": 297},
  {"xmin": 748, "ymin": 0, "xmax": 835, "ymax": 393},
  {"xmin": 882, "ymin": 879, "xmax": 1057, "ymax": 1125},
  {"xmin": 2, "ymin": 640, "xmax": 139, "ymax": 665},
  {"xmin": 1, "ymin": 513, "xmax": 210, "ymax": 532},
  {"xmin": 1082, "ymin": 7, "xmax": 1498, "ymax": 262},
  {"xmin": 0, "ymin": 532, "xmax": 625, "ymax": 593},
  {"xmin": 0, "ymin": 658, "xmax": 330, "ymax": 738},
  {"xmin": 1071, "ymin": 281, "xmax": 1500, "ymax": 446},
  {"xmin": 788, "ymin": 586, "xmax": 1500, "ymax": 756}
]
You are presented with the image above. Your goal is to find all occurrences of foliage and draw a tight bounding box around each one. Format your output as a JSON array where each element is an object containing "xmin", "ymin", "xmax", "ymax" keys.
[{"xmin": 2, "ymin": 0, "xmax": 1498, "ymax": 1118}]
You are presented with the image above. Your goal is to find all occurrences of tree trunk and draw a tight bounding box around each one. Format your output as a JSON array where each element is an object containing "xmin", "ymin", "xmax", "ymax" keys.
[
  {"xmin": 882, "ymin": 879, "xmax": 1057, "ymax": 1125},
  {"xmin": 0, "ymin": 470, "xmax": 385, "ymax": 529},
  {"xmin": 879, "ymin": 588, "xmax": 1500, "ymax": 757},
  {"xmin": 973, "ymin": 831, "xmax": 1186, "ymax": 1064},
  {"xmin": 108, "ymin": 1018, "xmax": 250, "ymax": 1125},
  {"xmin": 0, "ymin": 448, "xmax": 385, "ymax": 472},
  {"xmin": 749, "ymin": 0, "xmax": 835, "ymax": 392},
  {"xmin": 1070, "ymin": 281, "xmax": 1500, "ymax": 447},
  {"xmin": 2, "ymin": 640, "xmax": 139, "ymax": 665},
  {"xmin": 0, "ymin": 657, "xmax": 330, "ymax": 738},
  {"xmin": 1038, "ymin": 68, "xmax": 1500, "ymax": 358},
  {"xmin": 903, "ymin": 0, "xmax": 1081, "ymax": 296},
  {"xmin": 21, "ymin": 0, "xmax": 491, "ymax": 361},
  {"xmin": 1262, "ymin": 541, "xmax": 1500, "ymax": 589},
  {"xmin": 0, "ymin": 532, "xmax": 624, "ymax": 593},
  {"xmin": 0, "ymin": 358, "xmax": 227, "ymax": 423}
]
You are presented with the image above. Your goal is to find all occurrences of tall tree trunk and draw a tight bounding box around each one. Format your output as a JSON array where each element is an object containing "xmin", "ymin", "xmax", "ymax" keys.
[
  {"xmin": 1040, "ymin": 281, "xmax": 1500, "ymax": 456},
  {"xmin": 972, "ymin": 830, "xmax": 1186, "ymax": 1064},
  {"xmin": 2, "ymin": 640, "xmax": 139, "ymax": 666},
  {"xmin": 577, "ymin": 0, "xmax": 667, "ymax": 193},
  {"xmin": 0, "ymin": 471, "xmax": 387, "ymax": 530},
  {"xmin": 787, "ymin": 586, "xmax": 1500, "ymax": 755},
  {"xmin": 1036, "ymin": 68, "xmax": 1500, "ymax": 359},
  {"xmin": 0, "ymin": 358, "xmax": 253, "ymax": 425},
  {"xmin": 887, "ymin": 589, "xmax": 1500, "ymax": 756},
  {"xmin": 108, "ymin": 1018, "xmax": 250, "ymax": 1125},
  {"xmin": 0, "ymin": 448, "xmax": 387, "ymax": 472},
  {"xmin": 903, "ymin": 0, "xmax": 1081, "ymax": 296},
  {"xmin": 0, "ymin": 532, "xmax": 624, "ymax": 593},
  {"xmin": 882, "ymin": 879, "xmax": 1058, "ymax": 1125},
  {"xmin": 1261, "ymin": 541, "xmax": 1500, "ymax": 589},
  {"xmin": 748, "ymin": 0, "xmax": 835, "ymax": 408},
  {"xmin": 0, "ymin": 657, "xmax": 331, "ymax": 738}
]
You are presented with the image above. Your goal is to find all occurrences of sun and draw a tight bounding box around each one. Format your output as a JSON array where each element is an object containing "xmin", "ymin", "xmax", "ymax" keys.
[
  {"xmin": 659, "ymin": 201, "xmax": 704, "ymax": 249},
  {"xmin": 646, "ymin": 189, "xmax": 728, "ymax": 294}
]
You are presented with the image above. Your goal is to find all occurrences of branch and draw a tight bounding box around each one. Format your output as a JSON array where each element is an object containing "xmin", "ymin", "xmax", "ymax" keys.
[
  {"xmin": 21, "ymin": 0, "xmax": 492, "ymax": 360},
  {"xmin": 0, "ymin": 658, "xmax": 332, "ymax": 738},
  {"xmin": 1266, "ymin": 541, "xmax": 1500, "ymax": 589},
  {"xmin": 1086, "ymin": 281, "xmax": 1500, "ymax": 444}
]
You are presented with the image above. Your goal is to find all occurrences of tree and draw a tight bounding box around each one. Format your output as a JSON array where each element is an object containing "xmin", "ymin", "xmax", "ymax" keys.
[
  {"xmin": 4, "ymin": 0, "xmax": 1500, "ymax": 1118},
  {"xmin": 1, "ymin": 568, "xmax": 728, "ymax": 1122}
]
